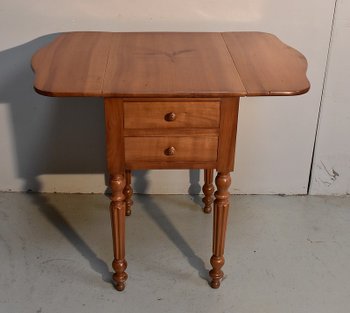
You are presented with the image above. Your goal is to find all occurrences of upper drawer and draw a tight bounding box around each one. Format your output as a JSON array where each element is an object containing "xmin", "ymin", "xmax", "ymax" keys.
[{"xmin": 123, "ymin": 100, "xmax": 220, "ymax": 129}]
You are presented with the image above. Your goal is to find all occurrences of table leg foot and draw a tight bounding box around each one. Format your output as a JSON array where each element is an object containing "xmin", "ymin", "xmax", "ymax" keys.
[
  {"xmin": 115, "ymin": 283, "xmax": 125, "ymax": 292},
  {"xmin": 112, "ymin": 259, "xmax": 128, "ymax": 291},
  {"xmin": 209, "ymin": 255, "xmax": 225, "ymax": 288},
  {"xmin": 124, "ymin": 170, "xmax": 133, "ymax": 216},
  {"xmin": 202, "ymin": 169, "xmax": 214, "ymax": 214},
  {"xmin": 209, "ymin": 172, "xmax": 230, "ymax": 288}
]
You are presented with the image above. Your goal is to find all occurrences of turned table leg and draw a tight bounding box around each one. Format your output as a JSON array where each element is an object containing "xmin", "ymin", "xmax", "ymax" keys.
[
  {"xmin": 124, "ymin": 170, "xmax": 133, "ymax": 216},
  {"xmin": 109, "ymin": 174, "xmax": 128, "ymax": 291},
  {"xmin": 209, "ymin": 172, "xmax": 231, "ymax": 288},
  {"xmin": 202, "ymin": 169, "xmax": 214, "ymax": 213}
]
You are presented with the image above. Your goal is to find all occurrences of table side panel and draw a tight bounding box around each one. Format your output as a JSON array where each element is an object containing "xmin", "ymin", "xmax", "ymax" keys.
[
  {"xmin": 104, "ymin": 98, "xmax": 125, "ymax": 174},
  {"xmin": 217, "ymin": 97, "xmax": 240, "ymax": 172}
]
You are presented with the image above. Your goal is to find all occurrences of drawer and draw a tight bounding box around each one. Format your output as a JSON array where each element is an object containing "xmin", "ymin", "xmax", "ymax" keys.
[
  {"xmin": 123, "ymin": 100, "xmax": 220, "ymax": 129},
  {"xmin": 125, "ymin": 136, "xmax": 218, "ymax": 162}
]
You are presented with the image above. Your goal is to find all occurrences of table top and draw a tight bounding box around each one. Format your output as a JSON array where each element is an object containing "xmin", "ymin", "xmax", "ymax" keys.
[{"xmin": 32, "ymin": 31, "xmax": 310, "ymax": 98}]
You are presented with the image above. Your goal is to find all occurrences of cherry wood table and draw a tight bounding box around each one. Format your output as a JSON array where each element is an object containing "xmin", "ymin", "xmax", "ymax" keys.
[{"xmin": 32, "ymin": 31, "xmax": 309, "ymax": 291}]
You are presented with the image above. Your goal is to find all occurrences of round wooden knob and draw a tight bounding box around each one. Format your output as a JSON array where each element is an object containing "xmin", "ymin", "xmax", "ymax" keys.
[
  {"xmin": 164, "ymin": 146, "xmax": 176, "ymax": 156},
  {"xmin": 164, "ymin": 112, "xmax": 176, "ymax": 122}
]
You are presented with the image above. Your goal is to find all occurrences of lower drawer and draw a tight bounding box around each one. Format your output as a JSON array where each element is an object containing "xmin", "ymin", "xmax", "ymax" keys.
[{"xmin": 125, "ymin": 136, "xmax": 218, "ymax": 162}]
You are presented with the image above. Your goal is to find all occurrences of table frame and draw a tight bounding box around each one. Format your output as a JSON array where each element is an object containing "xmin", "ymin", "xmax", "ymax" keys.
[
  {"xmin": 105, "ymin": 97, "xmax": 239, "ymax": 290},
  {"xmin": 31, "ymin": 31, "xmax": 310, "ymax": 291}
]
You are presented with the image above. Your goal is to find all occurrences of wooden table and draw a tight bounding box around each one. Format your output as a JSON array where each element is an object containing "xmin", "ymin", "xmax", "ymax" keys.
[{"xmin": 32, "ymin": 31, "xmax": 310, "ymax": 291}]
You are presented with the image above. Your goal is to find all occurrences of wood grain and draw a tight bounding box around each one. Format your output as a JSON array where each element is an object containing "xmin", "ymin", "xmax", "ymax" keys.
[
  {"xmin": 124, "ymin": 100, "xmax": 220, "ymax": 129},
  {"xmin": 209, "ymin": 172, "xmax": 231, "ymax": 289},
  {"xmin": 32, "ymin": 31, "xmax": 310, "ymax": 97},
  {"xmin": 217, "ymin": 97, "xmax": 240, "ymax": 172},
  {"xmin": 222, "ymin": 32, "xmax": 310, "ymax": 96},
  {"xmin": 125, "ymin": 160, "xmax": 217, "ymax": 170},
  {"xmin": 104, "ymin": 98, "xmax": 125, "ymax": 174},
  {"xmin": 125, "ymin": 136, "xmax": 218, "ymax": 162},
  {"xmin": 32, "ymin": 32, "xmax": 113, "ymax": 96},
  {"xmin": 110, "ymin": 174, "xmax": 127, "ymax": 291},
  {"xmin": 123, "ymin": 128, "xmax": 219, "ymax": 137},
  {"xmin": 103, "ymin": 32, "xmax": 246, "ymax": 97}
]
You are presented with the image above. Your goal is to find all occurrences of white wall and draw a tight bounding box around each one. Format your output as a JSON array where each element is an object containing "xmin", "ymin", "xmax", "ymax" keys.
[
  {"xmin": 310, "ymin": 0, "xmax": 350, "ymax": 195},
  {"xmin": 0, "ymin": 0, "xmax": 338, "ymax": 194}
]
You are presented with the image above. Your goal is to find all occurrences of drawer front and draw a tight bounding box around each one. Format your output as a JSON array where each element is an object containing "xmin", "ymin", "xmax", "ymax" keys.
[
  {"xmin": 125, "ymin": 136, "xmax": 218, "ymax": 162},
  {"xmin": 124, "ymin": 101, "xmax": 220, "ymax": 129}
]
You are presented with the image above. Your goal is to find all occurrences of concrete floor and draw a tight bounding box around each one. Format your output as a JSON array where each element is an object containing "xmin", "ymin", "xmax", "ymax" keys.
[{"xmin": 0, "ymin": 193, "xmax": 350, "ymax": 313}]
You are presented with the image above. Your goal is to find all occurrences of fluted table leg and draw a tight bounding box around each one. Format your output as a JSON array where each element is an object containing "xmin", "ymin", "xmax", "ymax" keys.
[
  {"xmin": 124, "ymin": 170, "xmax": 133, "ymax": 216},
  {"xmin": 110, "ymin": 174, "xmax": 128, "ymax": 291},
  {"xmin": 202, "ymin": 169, "xmax": 214, "ymax": 213},
  {"xmin": 209, "ymin": 172, "xmax": 231, "ymax": 288}
]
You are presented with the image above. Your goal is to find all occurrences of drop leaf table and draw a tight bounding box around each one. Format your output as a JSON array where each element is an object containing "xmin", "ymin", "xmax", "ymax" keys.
[{"xmin": 32, "ymin": 31, "xmax": 310, "ymax": 291}]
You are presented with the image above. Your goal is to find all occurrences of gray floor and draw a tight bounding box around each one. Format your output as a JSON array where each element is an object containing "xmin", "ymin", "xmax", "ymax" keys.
[{"xmin": 1, "ymin": 193, "xmax": 350, "ymax": 313}]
